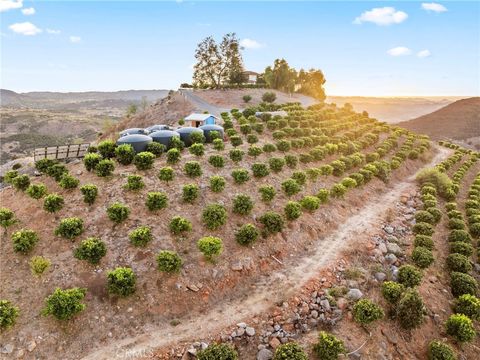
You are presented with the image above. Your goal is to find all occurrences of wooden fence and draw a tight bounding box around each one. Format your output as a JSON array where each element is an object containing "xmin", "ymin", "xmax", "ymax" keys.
[{"xmin": 34, "ymin": 143, "xmax": 90, "ymax": 161}]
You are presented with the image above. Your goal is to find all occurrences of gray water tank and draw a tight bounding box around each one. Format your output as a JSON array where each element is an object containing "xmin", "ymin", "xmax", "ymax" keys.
[
  {"xmin": 176, "ymin": 127, "xmax": 204, "ymax": 147},
  {"xmin": 120, "ymin": 128, "xmax": 147, "ymax": 137},
  {"xmin": 149, "ymin": 130, "xmax": 181, "ymax": 147},
  {"xmin": 116, "ymin": 134, "xmax": 152, "ymax": 153},
  {"xmin": 145, "ymin": 124, "xmax": 171, "ymax": 133},
  {"xmin": 199, "ymin": 124, "xmax": 224, "ymax": 143}
]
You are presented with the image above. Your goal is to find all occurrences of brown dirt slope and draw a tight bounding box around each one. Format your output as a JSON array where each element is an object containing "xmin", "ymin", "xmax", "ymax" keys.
[{"xmin": 398, "ymin": 97, "xmax": 480, "ymax": 140}]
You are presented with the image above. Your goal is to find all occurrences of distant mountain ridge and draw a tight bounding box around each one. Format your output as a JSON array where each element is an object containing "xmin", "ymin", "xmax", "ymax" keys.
[{"xmin": 398, "ymin": 97, "xmax": 480, "ymax": 140}]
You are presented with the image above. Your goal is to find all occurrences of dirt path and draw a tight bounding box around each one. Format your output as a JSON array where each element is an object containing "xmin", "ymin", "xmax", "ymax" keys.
[
  {"xmin": 83, "ymin": 146, "xmax": 451, "ymax": 360},
  {"xmin": 178, "ymin": 89, "xmax": 230, "ymax": 117}
]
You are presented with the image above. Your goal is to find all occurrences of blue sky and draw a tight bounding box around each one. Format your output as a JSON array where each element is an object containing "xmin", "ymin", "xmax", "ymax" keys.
[{"xmin": 1, "ymin": 0, "xmax": 479, "ymax": 96}]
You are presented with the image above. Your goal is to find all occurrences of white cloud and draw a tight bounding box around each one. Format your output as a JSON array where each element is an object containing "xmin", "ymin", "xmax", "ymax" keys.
[
  {"xmin": 354, "ymin": 7, "xmax": 408, "ymax": 26},
  {"xmin": 21, "ymin": 7, "xmax": 34, "ymax": 15},
  {"xmin": 417, "ymin": 49, "xmax": 431, "ymax": 58},
  {"xmin": 0, "ymin": 0, "xmax": 23, "ymax": 13},
  {"xmin": 46, "ymin": 28, "xmax": 61, "ymax": 34},
  {"xmin": 240, "ymin": 38, "xmax": 263, "ymax": 49},
  {"xmin": 387, "ymin": 46, "xmax": 412, "ymax": 56},
  {"xmin": 69, "ymin": 36, "xmax": 81, "ymax": 43},
  {"xmin": 9, "ymin": 22, "xmax": 42, "ymax": 36},
  {"xmin": 422, "ymin": 3, "xmax": 447, "ymax": 13}
]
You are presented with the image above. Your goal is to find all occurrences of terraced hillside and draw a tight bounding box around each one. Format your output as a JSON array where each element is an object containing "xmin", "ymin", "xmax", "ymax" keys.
[{"xmin": 2, "ymin": 102, "xmax": 477, "ymax": 360}]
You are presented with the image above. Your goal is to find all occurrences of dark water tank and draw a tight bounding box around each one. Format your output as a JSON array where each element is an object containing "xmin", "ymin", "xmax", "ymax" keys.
[
  {"xmin": 176, "ymin": 127, "xmax": 204, "ymax": 147},
  {"xmin": 149, "ymin": 130, "xmax": 181, "ymax": 147},
  {"xmin": 116, "ymin": 134, "xmax": 152, "ymax": 153},
  {"xmin": 145, "ymin": 124, "xmax": 171, "ymax": 133},
  {"xmin": 120, "ymin": 128, "xmax": 147, "ymax": 137},
  {"xmin": 199, "ymin": 124, "xmax": 224, "ymax": 143}
]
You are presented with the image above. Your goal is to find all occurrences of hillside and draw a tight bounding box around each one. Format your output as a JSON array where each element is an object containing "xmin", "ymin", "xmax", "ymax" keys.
[
  {"xmin": 327, "ymin": 96, "xmax": 462, "ymax": 124},
  {"xmin": 399, "ymin": 97, "xmax": 480, "ymax": 142}
]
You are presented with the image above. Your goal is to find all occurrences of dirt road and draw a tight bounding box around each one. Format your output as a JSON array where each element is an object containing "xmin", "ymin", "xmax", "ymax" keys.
[{"xmin": 83, "ymin": 146, "xmax": 451, "ymax": 360}]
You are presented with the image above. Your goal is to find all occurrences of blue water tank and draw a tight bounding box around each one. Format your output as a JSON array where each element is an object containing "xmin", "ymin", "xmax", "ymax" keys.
[
  {"xmin": 199, "ymin": 124, "xmax": 224, "ymax": 143},
  {"xmin": 145, "ymin": 124, "xmax": 172, "ymax": 133},
  {"xmin": 120, "ymin": 128, "xmax": 147, "ymax": 137},
  {"xmin": 116, "ymin": 134, "xmax": 152, "ymax": 153},
  {"xmin": 176, "ymin": 127, "xmax": 204, "ymax": 147},
  {"xmin": 149, "ymin": 130, "xmax": 181, "ymax": 147}
]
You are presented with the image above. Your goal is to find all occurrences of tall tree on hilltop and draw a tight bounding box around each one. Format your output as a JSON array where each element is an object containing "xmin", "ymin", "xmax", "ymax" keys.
[
  {"xmin": 193, "ymin": 33, "xmax": 244, "ymax": 88},
  {"xmin": 263, "ymin": 59, "xmax": 297, "ymax": 93},
  {"xmin": 297, "ymin": 68, "xmax": 326, "ymax": 102}
]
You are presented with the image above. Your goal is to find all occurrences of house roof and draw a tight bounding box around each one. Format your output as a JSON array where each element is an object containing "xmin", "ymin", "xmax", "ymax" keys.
[
  {"xmin": 243, "ymin": 71, "xmax": 259, "ymax": 76},
  {"xmin": 184, "ymin": 113, "xmax": 219, "ymax": 121}
]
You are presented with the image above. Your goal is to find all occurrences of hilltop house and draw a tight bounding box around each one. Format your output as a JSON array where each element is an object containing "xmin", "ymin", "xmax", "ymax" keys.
[
  {"xmin": 184, "ymin": 113, "xmax": 219, "ymax": 127},
  {"xmin": 243, "ymin": 71, "xmax": 259, "ymax": 84}
]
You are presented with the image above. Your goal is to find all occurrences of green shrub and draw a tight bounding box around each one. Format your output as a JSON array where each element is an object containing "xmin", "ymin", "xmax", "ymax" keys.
[
  {"xmin": 282, "ymin": 179, "xmax": 301, "ymax": 197},
  {"xmin": 251, "ymin": 163, "xmax": 269, "ymax": 178},
  {"xmin": 210, "ymin": 175, "xmax": 226, "ymax": 193},
  {"xmin": 98, "ymin": 140, "xmax": 116, "ymax": 158},
  {"xmin": 263, "ymin": 143, "xmax": 276, "ymax": 153},
  {"xmin": 0, "ymin": 208, "xmax": 17, "ymax": 231},
  {"xmin": 190, "ymin": 131, "xmax": 205, "ymax": 144},
  {"xmin": 414, "ymin": 235, "xmax": 434, "ymax": 250},
  {"xmin": 84, "ymin": 153, "xmax": 102, "ymax": 171},
  {"xmin": 35, "ymin": 159, "xmax": 57, "ymax": 173},
  {"xmin": 235, "ymin": 224, "xmax": 259, "ymax": 246},
  {"xmin": 291, "ymin": 171, "xmax": 306, "ymax": 186},
  {"xmin": 330, "ymin": 183, "xmax": 347, "ymax": 198},
  {"xmin": 427, "ymin": 340, "xmax": 456, "ymax": 360},
  {"xmin": 230, "ymin": 135, "xmax": 243, "ymax": 147},
  {"xmin": 55, "ymin": 217, "xmax": 84, "ymax": 239},
  {"xmin": 74, "ymin": 237, "xmax": 107, "ymax": 264},
  {"xmin": 413, "ymin": 222, "xmax": 434, "ymax": 236},
  {"xmin": 189, "ymin": 143, "xmax": 205, "ymax": 157},
  {"xmin": 285, "ymin": 201, "xmax": 302, "ymax": 221},
  {"xmin": 446, "ymin": 253, "xmax": 472, "ymax": 273},
  {"xmin": 107, "ymin": 202, "xmax": 131, "ymax": 222},
  {"xmin": 285, "ymin": 154, "xmax": 298, "ymax": 168},
  {"xmin": 232, "ymin": 194, "xmax": 254, "ymax": 215},
  {"xmin": 212, "ymin": 138, "xmax": 224, "ymax": 151},
  {"xmin": 313, "ymin": 331, "xmax": 346, "ymax": 360},
  {"xmin": 12, "ymin": 174, "xmax": 30, "ymax": 191},
  {"xmin": 169, "ymin": 216, "xmax": 192, "ymax": 235},
  {"xmin": 259, "ymin": 211, "xmax": 284, "ymax": 236},
  {"xmin": 157, "ymin": 250, "xmax": 183, "ymax": 273},
  {"xmin": 80, "ymin": 184, "xmax": 98, "ymax": 205},
  {"xmin": 46, "ymin": 164, "xmax": 68, "ymax": 181},
  {"xmin": 448, "ymin": 218, "xmax": 466, "ymax": 230},
  {"xmin": 300, "ymin": 196, "xmax": 320, "ymax": 212},
  {"xmin": 202, "ymin": 204, "xmax": 227, "ymax": 230},
  {"xmin": 146, "ymin": 142, "xmax": 166, "ymax": 157},
  {"xmin": 58, "ymin": 174, "xmax": 79, "ymax": 189},
  {"xmin": 0, "ymin": 300, "xmax": 19, "ymax": 330},
  {"xmin": 269, "ymin": 157, "xmax": 285, "ymax": 173},
  {"xmin": 124, "ymin": 174, "xmax": 144, "ymax": 190},
  {"xmin": 273, "ymin": 342, "xmax": 307, "ymax": 360},
  {"xmin": 450, "ymin": 272, "xmax": 477, "ymax": 297},
  {"xmin": 445, "ymin": 202, "xmax": 458, "ymax": 212},
  {"xmin": 184, "ymin": 161, "xmax": 202, "ymax": 177},
  {"xmin": 166, "ymin": 148, "xmax": 181, "ymax": 164},
  {"xmin": 455, "ymin": 294, "xmax": 480, "ymax": 320},
  {"xmin": 26, "ymin": 183, "xmax": 47, "ymax": 199},
  {"xmin": 276, "ymin": 140, "xmax": 290, "ymax": 152},
  {"xmin": 158, "ymin": 167, "xmax": 174, "ymax": 184},
  {"xmin": 415, "ymin": 210, "xmax": 435, "ymax": 225},
  {"xmin": 229, "ymin": 149, "xmax": 244, "ymax": 163},
  {"xmin": 42, "ymin": 287, "xmax": 86, "ymax": 320},
  {"xmin": 95, "ymin": 159, "xmax": 115, "ymax": 177},
  {"xmin": 133, "ymin": 151, "xmax": 155, "ymax": 170},
  {"xmin": 412, "ymin": 246, "xmax": 434, "ymax": 269},
  {"xmin": 115, "ymin": 144, "xmax": 135, "ymax": 165},
  {"xmin": 197, "ymin": 236, "xmax": 223, "ymax": 261},
  {"xmin": 398, "ymin": 265, "xmax": 422, "ymax": 287},
  {"xmin": 469, "ymin": 222, "xmax": 480, "ymax": 237},
  {"xmin": 231, "ymin": 169, "xmax": 250, "ymax": 184},
  {"xmin": 426, "ymin": 207, "xmax": 442, "ymax": 224},
  {"xmin": 341, "ymin": 177, "xmax": 357, "ymax": 189},
  {"xmin": 381, "ymin": 281, "xmax": 405, "ymax": 304},
  {"xmin": 448, "ymin": 230, "xmax": 471, "ymax": 243},
  {"xmin": 397, "ymin": 289, "xmax": 426, "ymax": 330},
  {"xmin": 43, "ymin": 193, "xmax": 64, "ymax": 213},
  {"xmin": 182, "ymin": 184, "xmax": 199, "ymax": 203},
  {"xmin": 449, "ymin": 242, "xmax": 473, "ymax": 257},
  {"xmin": 3, "ymin": 170, "xmax": 18, "ymax": 184},
  {"xmin": 129, "ymin": 226, "xmax": 152, "ymax": 246},
  {"xmin": 29, "ymin": 256, "xmax": 52, "ymax": 276},
  {"xmin": 107, "ymin": 267, "xmax": 136, "ymax": 296},
  {"xmin": 208, "ymin": 155, "xmax": 225, "ymax": 168},
  {"xmin": 196, "ymin": 342, "xmax": 238, "ymax": 360},
  {"xmin": 169, "ymin": 135, "xmax": 185, "ymax": 150},
  {"xmin": 445, "ymin": 314, "xmax": 476, "ymax": 342},
  {"xmin": 146, "ymin": 192, "xmax": 168, "ymax": 211},
  {"xmin": 12, "ymin": 229, "xmax": 38, "ymax": 253},
  {"xmin": 416, "ymin": 168, "xmax": 453, "ymax": 199},
  {"xmin": 353, "ymin": 299, "xmax": 384, "ymax": 325},
  {"xmin": 447, "ymin": 210, "xmax": 463, "ymax": 220},
  {"xmin": 259, "ymin": 185, "xmax": 276, "ymax": 203},
  {"xmin": 248, "ymin": 145, "xmax": 262, "ymax": 157}
]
